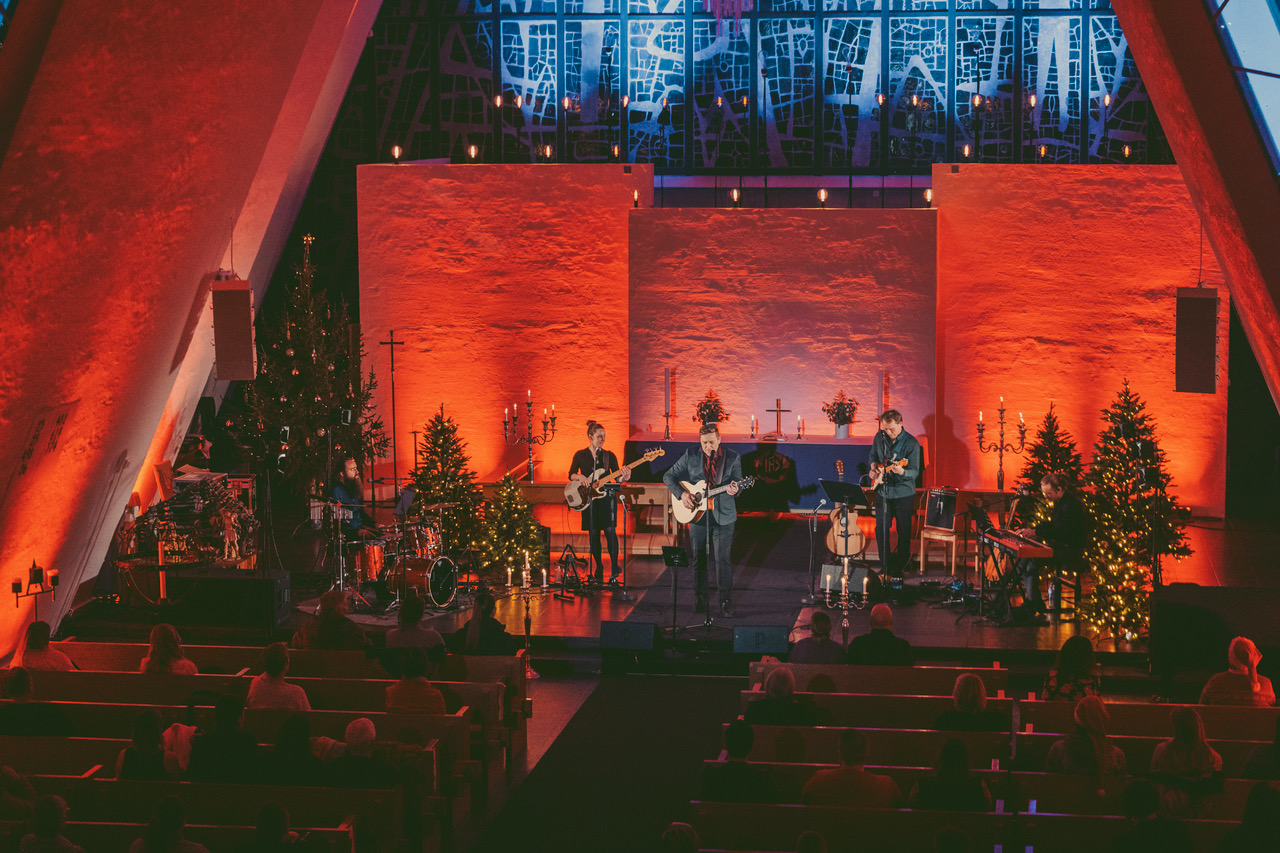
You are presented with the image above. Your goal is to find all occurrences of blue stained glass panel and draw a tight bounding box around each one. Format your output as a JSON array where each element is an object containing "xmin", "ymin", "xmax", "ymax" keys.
[
  {"xmin": 822, "ymin": 17, "xmax": 882, "ymax": 168},
  {"xmin": 759, "ymin": 17, "xmax": 817, "ymax": 168},
  {"xmin": 1023, "ymin": 14, "xmax": 1082, "ymax": 162},
  {"xmin": 888, "ymin": 16, "xmax": 948, "ymax": 168},
  {"xmin": 692, "ymin": 21, "xmax": 752, "ymax": 169},
  {"xmin": 628, "ymin": 20, "xmax": 687, "ymax": 165},
  {"xmin": 500, "ymin": 20, "xmax": 558, "ymax": 161},
  {"xmin": 955, "ymin": 16, "xmax": 1015, "ymax": 161}
]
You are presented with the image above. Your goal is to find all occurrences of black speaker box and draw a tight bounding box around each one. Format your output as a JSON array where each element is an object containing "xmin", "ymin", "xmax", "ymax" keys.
[
  {"xmin": 212, "ymin": 280, "xmax": 257, "ymax": 381},
  {"xmin": 925, "ymin": 488, "xmax": 958, "ymax": 531},
  {"xmin": 600, "ymin": 620, "xmax": 657, "ymax": 651},
  {"xmin": 1175, "ymin": 287, "xmax": 1217, "ymax": 393},
  {"xmin": 733, "ymin": 625, "xmax": 791, "ymax": 656}
]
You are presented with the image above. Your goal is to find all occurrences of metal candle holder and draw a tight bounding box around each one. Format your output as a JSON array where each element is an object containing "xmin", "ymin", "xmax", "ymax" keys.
[
  {"xmin": 503, "ymin": 394, "xmax": 557, "ymax": 483},
  {"xmin": 976, "ymin": 399, "xmax": 1027, "ymax": 492}
]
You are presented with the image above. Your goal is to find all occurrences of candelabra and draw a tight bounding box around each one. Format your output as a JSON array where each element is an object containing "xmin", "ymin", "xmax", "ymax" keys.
[
  {"xmin": 822, "ymin": 563, "xmax": 869, "ymax": 646},
  {"xmin": 976, "ymin": 398, "xmax": 1027, "ymax": 492},
  {"xmin": 503, "ymin": 392, "xmax": 557, "ymax": 483},
  {"xmin": 507, "ymin": 552, "xmax": 549, "ymax": 680},
  {"xmin": 13, "ymin": 560, "xmax": 58, "ymax": 620}
]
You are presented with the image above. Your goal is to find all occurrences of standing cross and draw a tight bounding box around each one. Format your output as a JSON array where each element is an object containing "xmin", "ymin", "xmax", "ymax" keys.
[{"xmin": 765, "ymin": 398, "xmax": 791, "ymax": 440}]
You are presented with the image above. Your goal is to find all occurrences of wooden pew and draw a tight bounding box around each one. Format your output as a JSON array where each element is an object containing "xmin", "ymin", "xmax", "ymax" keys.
[
  {"xmin": 0, "ymin": 736, "xmax": 129, "ymax": 776},
  {"xmin": 1021, "ymin": 697, "xmax": 1280, "ymax": 741},
  {"xmin": 748, "ymin": 662, "xmax": 1009, "ymax": 697},
  {"xmin": 1014, "ymin": 730, "xmax": 1267, "ymax": 777},
  {"xmin": 739, "ymin": 689, "xmax": 1014, "ymax": 731},
  {"xmin": 61, "ymin": 821, "xmax": 352, "ymax": 851},
  {"xmin": 734, "ymin": 725, "xmax": 1012, "ymax": 768}
]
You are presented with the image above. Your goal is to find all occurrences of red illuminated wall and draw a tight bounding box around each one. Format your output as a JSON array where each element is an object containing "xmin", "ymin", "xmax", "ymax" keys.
[
  {"xmin": 629, "ymin": 210, "xmax": 937, "ymax": 446},
  {"xmin": 934, "ymin": 164, "xmax": 1228, "ymax": 514},
  {"xmin": 357, "ymin": 164, "xmax": 653, "ymax": 487}
]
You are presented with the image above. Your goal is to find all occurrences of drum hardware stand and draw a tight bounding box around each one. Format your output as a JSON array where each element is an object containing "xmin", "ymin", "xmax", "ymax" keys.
[
  {"xmin": 660, "ymin": 545, "xmax": 690, "ymax": 656},
  {"xmin": 802, "ymin": 499, "xmax": 828, "ymax": 606},
  {"xmin": 554, "ymin": 545, "xmax": 587, "ymax": 602}
]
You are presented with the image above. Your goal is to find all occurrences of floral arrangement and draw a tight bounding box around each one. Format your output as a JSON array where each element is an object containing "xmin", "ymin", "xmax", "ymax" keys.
[
  {"xmin": 693, "ymin": 389, "xmax": 730, "ymax": 424},
  {"xmin": 821, "ymin": 390, "xmax": 858, "ymax": 425}
]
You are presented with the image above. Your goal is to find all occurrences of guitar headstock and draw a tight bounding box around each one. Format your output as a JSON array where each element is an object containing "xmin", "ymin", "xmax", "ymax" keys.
[
  {"xmin": 835, "ymin": 460, "xmax": 844, "ymax": 477},
  {"xmin": 643, "ymin": 448, "xmax": 665, "ymax": 462},
  {"xmin": 739, "ymin": 476, "xmax": 756, "ymax": 491}
]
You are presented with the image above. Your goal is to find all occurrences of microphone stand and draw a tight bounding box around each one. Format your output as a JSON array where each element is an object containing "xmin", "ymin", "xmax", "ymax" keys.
[{"xmin": 801, "ymin": 499, "xmax": 828, "ymax": 605}]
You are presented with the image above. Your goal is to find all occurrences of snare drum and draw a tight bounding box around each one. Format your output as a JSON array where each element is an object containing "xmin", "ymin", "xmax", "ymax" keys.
[
  {"xmin": 354, "ymin": 542, "xmax": 385, "ymax": 582},
  {"xmin": 407, "ymin": 523, "xmax": 442, "ymax": 559}
]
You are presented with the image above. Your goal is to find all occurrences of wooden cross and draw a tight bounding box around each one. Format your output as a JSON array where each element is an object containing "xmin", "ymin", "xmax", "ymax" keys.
[{"xmin": 765, "ymin": 398, "xmax": 791, "ymax": 439}]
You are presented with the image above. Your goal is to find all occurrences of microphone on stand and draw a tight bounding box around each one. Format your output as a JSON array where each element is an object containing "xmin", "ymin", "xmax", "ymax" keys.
[{"xmin": 811, "ymin": 498, "xmax": 828, "ymax": 530}]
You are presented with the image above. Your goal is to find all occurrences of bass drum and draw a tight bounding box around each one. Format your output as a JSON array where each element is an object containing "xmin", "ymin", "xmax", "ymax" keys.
[{"xmin": 400, "ymin": 555, "xmax": 458, "ymax": 608}]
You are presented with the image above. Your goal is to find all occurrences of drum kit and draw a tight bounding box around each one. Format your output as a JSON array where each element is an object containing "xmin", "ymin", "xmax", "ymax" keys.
[{"xmin": 340, "ymin": 501, "xmax": 460, "ymax": 609}]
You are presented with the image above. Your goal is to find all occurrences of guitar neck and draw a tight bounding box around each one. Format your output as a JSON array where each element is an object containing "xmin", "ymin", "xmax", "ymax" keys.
[{"xmin": 594, "ymin": 456, "xmax": 645, "ymax": 487}]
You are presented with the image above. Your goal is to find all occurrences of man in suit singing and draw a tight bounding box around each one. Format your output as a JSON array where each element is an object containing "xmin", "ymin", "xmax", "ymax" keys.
[{"xmin": 664, "ymin": 423, "xmax": 742, "ymax": 618}]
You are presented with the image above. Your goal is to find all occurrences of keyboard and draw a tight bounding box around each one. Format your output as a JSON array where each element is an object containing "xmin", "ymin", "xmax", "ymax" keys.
[{"xmin": 979, "ymin": 528, "xmax": 1054, "ymax": 560}]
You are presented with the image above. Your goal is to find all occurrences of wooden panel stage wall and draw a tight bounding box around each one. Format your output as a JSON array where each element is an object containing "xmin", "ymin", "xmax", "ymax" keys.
[{"xmin": 358, "ymin": 163, "xmax": 1226, "ymax": 515}]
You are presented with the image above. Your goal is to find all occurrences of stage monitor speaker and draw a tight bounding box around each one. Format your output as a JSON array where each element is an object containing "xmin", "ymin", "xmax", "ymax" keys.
[
  {"xmin": 733, "ymin": 625, "xmax": 791, "ymax": 656},
  {"xmin": 925, "ymin": 488, "xmax": 959, "ymax": 531},
  {"xmin": 212, "ymin": 280, "xmax": 257, "ymax": 381},
  {"xmin": 820, "ymin": 563, "xmax": 870, "ymax": 595},
  {"xmin": 1175, "ymin": 287, "xmax": 1217, "ymax": 394},
  {"xmin": 166, "ymin": 568, "xmax": 291, "ymax": 627},
  {"xmin": 600, "ymin": 620, "xmax": 657, "ymax": 652}
]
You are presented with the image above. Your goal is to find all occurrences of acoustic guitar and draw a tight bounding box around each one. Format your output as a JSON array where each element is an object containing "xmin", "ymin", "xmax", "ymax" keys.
[
  {"xmin": 564, "ymin": 448, "xmax": 665, "ymax": 511},
  {"xmin": 825, "ymin": 460, "xmax": 865, "ymax": 557},
  {"xmin": 671, "ymin": 476, "xmax": 756, "ymax": 525}
]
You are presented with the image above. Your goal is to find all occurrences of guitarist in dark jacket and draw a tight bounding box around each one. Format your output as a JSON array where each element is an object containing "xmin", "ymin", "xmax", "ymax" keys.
[
  {"xmin": 569, "ymin": 421, "xmax": 629, "ymax": 584},
  {"xmin": 663, "ymin": 423, "xmax": 743, "ymax": 617},
  {"xmin": 868, "ymin": 409, "xmax": 923, "ymax": 578}
]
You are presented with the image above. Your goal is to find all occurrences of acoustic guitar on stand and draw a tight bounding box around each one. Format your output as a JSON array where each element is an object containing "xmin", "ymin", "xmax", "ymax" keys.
[
  {"xmin": 825, "ymin": 460, "xmax": 865, "ymax": 556},
  {"xmin": 671, "ymin": 477, "xmax": 756, "ymax": 525},
  {"xmin": 563, "ymin": 448, "xmax": 664, "ymax": 511}
]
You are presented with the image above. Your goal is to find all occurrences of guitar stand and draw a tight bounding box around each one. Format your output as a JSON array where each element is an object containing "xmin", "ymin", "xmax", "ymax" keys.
[{"xmin": 555, "ymin": 545, "xmax": 588, "ymax": 602}]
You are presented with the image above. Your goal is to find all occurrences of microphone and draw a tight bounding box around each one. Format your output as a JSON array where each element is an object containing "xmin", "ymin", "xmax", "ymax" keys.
[{"xmin": 813, "ymin": 498, "xmax": 828, "ymax": 515}]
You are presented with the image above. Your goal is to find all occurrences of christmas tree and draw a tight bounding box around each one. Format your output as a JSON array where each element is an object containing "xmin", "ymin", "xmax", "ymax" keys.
[
  {"xmin": 1080, "ymin": 381, "xmax": 1191, "ymax": 639},
  {"xmin": 478, "ymin": 472, "xmax": 547, "ymax": 584},
  {"xmin": 408, "ymin": 405, "xmax": 484, "ymax": 563},
  {"xmin": 1014, "ymin": 402, "xmax": 1085, "ymax": 528},
  {"xmin": 246, "ymin": 234, "xmax": 387, "ymax": 494}
]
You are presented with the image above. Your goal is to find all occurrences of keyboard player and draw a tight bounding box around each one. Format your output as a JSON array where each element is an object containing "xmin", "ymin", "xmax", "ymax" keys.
[{"xmin": 1015, "ymin": 473, "xmax": 1087, "ymax": 616}]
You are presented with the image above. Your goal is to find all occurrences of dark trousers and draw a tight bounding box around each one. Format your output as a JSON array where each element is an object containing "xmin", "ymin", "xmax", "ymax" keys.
[
  {"xmin": 876, "ymin": 493, "xmax": 914, "ymax": 576},
  {"xmin": 691, "ymin": 517, "xmax": 735, "ymax": 606},
  {"xmin": 587, "ymin": 526, "xmax": 620, "ymax": 580}
]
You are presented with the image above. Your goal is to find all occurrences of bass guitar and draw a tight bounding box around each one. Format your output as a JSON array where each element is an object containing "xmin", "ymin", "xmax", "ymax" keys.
[
  {"xmin": 563, "ymin": 448, "xmax": 665, "ymax": 511},
  {"xmin": 671, "ymin": 476, "xmax": 756, "ymax": 525},
  {"xmin": 825, "ymin": 460, "xmax": 865, "ymax": 557}
]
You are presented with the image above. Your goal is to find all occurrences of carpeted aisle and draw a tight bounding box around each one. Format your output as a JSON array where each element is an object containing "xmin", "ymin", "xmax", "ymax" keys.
[{"xmin": 471, "ymin": 675, "xmax": 743, "ymax": 852}]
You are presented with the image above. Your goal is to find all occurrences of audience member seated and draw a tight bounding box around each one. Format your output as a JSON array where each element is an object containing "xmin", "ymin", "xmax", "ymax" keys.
[
  {"xmin": 908, "ymin": 738, "xmax": 993, "ymax": 812},
  {"xmin": 1046, "ymin": 696, "xmax": 1127, "ymax": 794},
  {"xmin": 292, "ymin": 590, "xmax": 368, "ymax": 651},
  {"xmin": 1110, "ymin": 779, "xmax": 1192, "ymax": 853},
  {"xmin": 801, "ymin": 728, "xmax": 902, "ymax": 808},
  {"xmin": 744, "ymin": 667, "xmax": 818, "ymax": 726},
  {"xmin": 1150, "ymin": 707, "xmax": 1223, "ymax": 816},
  {"xmin": 846, "ymin": 604, "xmax": 913, "ymax": 665},
  {"xmin": 128, "ymin": 795, "xmax": 210, "ymax": 853},
  {"xmin": 1041, "ymin": 635, "xmax": 1101, "ymax": 702},
  {"xmin": 1217, "ymin": 780, "xmax": 1280, "ymax": 852},
  {"xmin": 0, "ymin": 668, "xmax": 75, "ymax": 736},
  {"xmin": 186, "ymin": 695, "xmax": 258, "ymax": 783},
  {"xmin": 326, "ymin": 718, "xmax": 399, "ymax": 788},
  {"xmin": 262, "ymin": 714, "xmax": 325, "ymax": 786},
  {"xmin": 701, "ymin": 719, "xmax": 780, "ymax": 804},
  {"xmin": 796, "ymin": 830, "xmax": 827, "ymax": 853},
  {"xmin": 0, "ymin": 764, "xmax": 35, "ymax": 822},
  {"xmin": 385, "ymin": 592, "xmax": 445, "ymax": 653},
  {"xmin": 236, "ymin": 803, "xmax": 299, "ymax": 853},
  {"xmin": 1241, "ymin": 714, "xmax": 1280, "ymax": 780},
  {"xmin": 661, "ymin": 822, "xmax": 698, "ymax": 853},
  {"xmin": 1199, "ymin": 636, "xmax": 1277, "ymax": 707},
  {"xmin": 385, "ymin": 646, "xmax": 446, "ymax": 715},
  {"xmin": 246, "ymin": 643, "xmax": 310, "ymax": 712},
  {"xmin": 449, "ymin": 591, "xmax": 518, "ymax": 655},
  {"xmin": 140, "ymin": 624, "xmax": 198, "ymax": 675},
  {"xmin": 19, "ymin": 794, "xmax": 83, "ymax": 853},
  {"xmin": 789, "ymin": 612, "xmax": 845, "ymax": 664},
  {"xmin": 935, "ymin": 673, "xmax": 1011, "ymax": 733},
  {"xmin": 116, "ymin": 710, "xmax": 180, "ymax": 781},
  {"xmin": 16, "ymin": 622, "xmax": 73, "ymax": 671}
]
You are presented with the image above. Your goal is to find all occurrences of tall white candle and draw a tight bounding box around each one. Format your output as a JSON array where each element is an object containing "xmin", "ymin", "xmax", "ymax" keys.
[{"xmin": 664, "ymin": 368, "xmax": 671, "ymax": 416}]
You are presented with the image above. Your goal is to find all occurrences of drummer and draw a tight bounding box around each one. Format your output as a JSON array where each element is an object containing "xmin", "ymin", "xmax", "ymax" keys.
[{"xmin": 333, "ymin": 457, "xmax": 376, "ymax": 540}]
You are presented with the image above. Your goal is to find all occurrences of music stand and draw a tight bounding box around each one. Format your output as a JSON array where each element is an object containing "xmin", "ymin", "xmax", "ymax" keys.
[{"xmin": 661, "ymin": 545, "xmax": 689, "ymax": 650}]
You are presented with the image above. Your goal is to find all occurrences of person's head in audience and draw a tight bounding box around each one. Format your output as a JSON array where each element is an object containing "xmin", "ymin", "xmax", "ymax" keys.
[
  {"xmin": 1227, "ymin": 636, "xmax": 1264, "ymax": 690},
  {"xmin": 399, "ymin": 592, "xmax": 425, "ymax": 629},
  {"xmin": 400, "ymin": 646, "xmax": 430, "ymax": 681},
  {"xmin": 763, "ymin": 666, "xmax": 797, "ymax": 701},
  {"xmin": 1070, "ymin": 695, "xmax": 1116, "ymax": 774},
  {"xmin": 952, "ymin": 673, "xmax": 988, "ymax": 715},
  {"xmin": 142, "ymin": 795, "xmax": 188, "ymax": 850},
  {"xmin": 809, "ymin": 610, "xmax": 832, "ymax": 640},
  {"xmin": 933, "ymin": 827, "xmax": 971, "ymax": 853},
  {"xmin": 145, "ymin": 623, "xmax": 187, "ymax": 672},
  {"xmin": 25, "ymin": 620, "xmax": 53, "ymax": 652},
  {"xmin": 1054, "ymin": 635, "xmax": 1095, "ymax": 680},
  {"xmin": 796, "ymin": 830, "xmax": 827, "ymax": 853},
  {"xmin": 274, "ymin": 714, "xmax": 313, "ymax": 762},
  {"xmin": 723, "ymin": 719, "xmax": 754, "ymax": 761},
  {"xmin": 262, "ymin": 642, "xmax": 291, "ymax": 679},
  {"xmin": 213, "ymin": 694, "xmax": 245, "ymax": 734},
  {"xmin": 935, "ymin": 737, "xmax": 972, "ymax": 782},
  {"xmin": 661, "ymin": 821, "xmax": 698, "ymax": 853},
  {"xmin": 1167, "ymin": 707, "xmax": 1214, "ymax": 768},
  {"xmin": 465, "ymin": 591, "xmax": 497, "ymax": 651},
  {"xmin": 345, "ymin": 717, "xmax": 377, "ymax": 758},
  {"xmin": 132, "ymin": 709, "xmax": 164, "ymax": 753},
  {"xmin": 3, "ymin": 666, "xmax": 32, "ymax": 702},
  {"xmin": 870, "ymin": 603, "xmax": 894, "ymax": 631},
  {"xmin": 806, "ymin": 674, "xmax": 837, "ymax": 694},
  {"xmin": 838, "ymin": 728, "xmax": 868, "ymax": 768},
  {"xmin": 319, "ymin": 589, "xmax": 349, "ymax": 618},
  {"xmin": 30, "ymin": 794, "xmax": 69, "ymax": 840},
  {"xmin": 1121, "ymin": 778, "xmax": 1160, "ymax": 823},
  {"xmin": 1240, "ymin": 780, "xmax": 1280, "ymax": 834},
  {"xmin": 255, "ymin": 802, "xmax": 291, "ymax": 844}
]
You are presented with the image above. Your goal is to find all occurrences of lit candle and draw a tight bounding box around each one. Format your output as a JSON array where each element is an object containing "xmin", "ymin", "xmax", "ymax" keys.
[
  {"xmin": 507, "ymin": 566, "xmax": 513, "ymax": 587},
  {"xmin": 542, "ymin": 568, "xmax": 548, "ymax": 587},
  {"xmin": 1000, "ymin": 396, "xmax": 1004, "ymax": 405},
  {"xmin": 1019, "ymin": 412, "xmax": 1024, "ymax": 424},
  {"xmin": 525, "ymin": 550, "xmax": 530, "ymax": 569},
  {"xmin": 664, "ymin": 368, "xmax": 671, "ymax": 416},
  {"xmin": 863, "ymin": 575, "xmax": 869, "ymax": 594},
  {"xmin": 824, "ymin": 572, "xmax": 830, "ymax": 593},
  {"xmin": 979, "ymin": 411, "xmax": 983, "ymax": 422},
  {"xmin": 841, "ymin": 574, "xmax": 848, "ymax": 595},
  {"xmin": 527, "ymin": 390, "xmax": 531, "ymax": 402}
]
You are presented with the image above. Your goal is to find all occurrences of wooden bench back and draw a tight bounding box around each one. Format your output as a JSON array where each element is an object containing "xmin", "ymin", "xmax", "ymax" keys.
[
  {"xmin": 1014, "ymin": 730, "xmax": 1266, "ymax": 776},
  {"xmin": 1021, "ymin": 698, "xmax": 1280, "ymax": 741},
  {"xmin": 60, "ymin": 821, "xmax": 352, "ymax": 852},
  {"xmin": 733, "ymin": 724, "xmax": 1012, "ymax": 768},
  {"xmin": 739, "ymin": 689, "xmax": 1014, "ymax": 730},
  {"xmin": 749, "ymin": 662, "xmax": 1009, "ymax": 696}
]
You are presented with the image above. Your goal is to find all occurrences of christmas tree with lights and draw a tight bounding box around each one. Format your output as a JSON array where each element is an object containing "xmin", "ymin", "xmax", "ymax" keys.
[
  {"xmin": 407, "ymin": 405, "xmax": 483, "ymax": 563},
  {"xmin": 1014, "ymin": 402, "xmax": 1085, "ymax": 528},
  {"xmin": 478, "ymin": 472, "xmax": 547, "ymax": 584},
  {"xmin": 245, "ymin": 234, "xmax": 387, "ymax": 495},
  {"xmin": 1080, "ymin": 381, "xmax": 1191, "ymax": 639}
]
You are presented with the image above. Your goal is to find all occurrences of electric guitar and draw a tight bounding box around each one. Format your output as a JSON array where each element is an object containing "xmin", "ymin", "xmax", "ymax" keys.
[
  {"xmin": 671, "ymin": 476, "xmax": 756, "ymax": 525},
  {"xmin": 563, "ymin": 448, "xmax": 664, "ymax": 511},
  {"xmin": 825, "ymin": 460, "xmax": 865, "ymax": 556},
  {"xmin": 868, "ymin": 457, "xmax": 908, "ymax": 488}
]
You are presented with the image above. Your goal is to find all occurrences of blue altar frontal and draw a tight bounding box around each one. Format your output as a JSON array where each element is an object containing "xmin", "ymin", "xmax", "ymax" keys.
[{"xmin": 623, "ymin": 433, "xmax": 874, "ymax": 513}]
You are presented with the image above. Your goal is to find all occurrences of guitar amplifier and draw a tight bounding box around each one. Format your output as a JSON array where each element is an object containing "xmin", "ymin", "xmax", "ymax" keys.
[{"xmin": 924, "ymin": 488, "xmax": 959, "ymax": 532}]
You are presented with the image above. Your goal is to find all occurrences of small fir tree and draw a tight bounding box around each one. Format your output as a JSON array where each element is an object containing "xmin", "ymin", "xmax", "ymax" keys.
[
  {"xmin": 246, "ymin": 235, "xmax": 387, "ymax": 494},
  {"xmin": 1014, "ymin": 402, "xmax": 1085, "ymax": 529},
  {"xmin": 408, "ymin": 405, "xmax": 484, "ymax": 562},
  {"xmin": 1080, "ymin": 381, "xmax": 1191, "ymax": 639},
  {"xmin": 478, "ymin": 472, "xmax": 547, "ymax": 583}
]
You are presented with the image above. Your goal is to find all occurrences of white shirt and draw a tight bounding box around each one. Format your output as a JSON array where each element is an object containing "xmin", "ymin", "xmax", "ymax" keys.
[{"xmin": 245, "ymin": 673, "xmax": 311, "ymax": 712}]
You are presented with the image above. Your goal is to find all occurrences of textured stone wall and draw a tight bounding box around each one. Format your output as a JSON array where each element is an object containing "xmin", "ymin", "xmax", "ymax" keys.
[
  {"xmin": 357, "ymin": 164, "xmax": 653, "ymax": 485},
  {"xmin": 934, "ymin": 164, "xmax": 1228, "ymax": 514}
]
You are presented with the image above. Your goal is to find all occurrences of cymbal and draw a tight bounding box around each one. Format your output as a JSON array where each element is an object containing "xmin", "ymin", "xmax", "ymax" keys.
[{"xmin": 420, "ymin": 502, "xmax": 458, "ymax": 512}]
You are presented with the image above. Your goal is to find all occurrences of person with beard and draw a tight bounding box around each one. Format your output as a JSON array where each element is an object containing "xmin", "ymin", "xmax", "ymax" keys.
[
  {"xmin": 867, "ymin": 410, "xmax": 921, "ymax": 578},
  {"xmin": 332, "ymin": 457, "xmax": 375, "ymax": 540}
]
